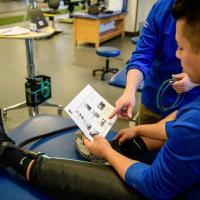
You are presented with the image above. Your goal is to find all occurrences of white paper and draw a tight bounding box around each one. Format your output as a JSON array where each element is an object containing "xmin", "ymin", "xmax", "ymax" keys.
[
  {"xmin": 0, "ymin": 26, "xmax": 30, "ymax": 36},
  {"xmin": 107, "ymin": 0, "xmax": 123, "ymax": 12},
  {"xmin": 65, "ymin": 84, "xmax": 117, "ymax": 142}
]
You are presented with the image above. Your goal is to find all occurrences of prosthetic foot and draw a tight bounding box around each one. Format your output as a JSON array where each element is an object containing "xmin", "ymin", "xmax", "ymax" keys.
[
  {"xmin": 75, "ymin": 130, "xmax": 148, "ymax": 162},
  {"xmin": 75, "ymin": 130, "xmax": 108, "ymax": 164},
  {"xmin": 0, "ymin": 109, "xmax": 16, "ymax": 165},
  {"xmin": 0, "ymin": 138, "xmax": 18, "ymax": 168},
  {"xmin": 0, "ymin": 108, "xmax": 44, "ymax": 167}
]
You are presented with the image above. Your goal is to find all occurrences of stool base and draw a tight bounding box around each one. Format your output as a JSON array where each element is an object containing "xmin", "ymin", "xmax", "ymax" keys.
[
  {"xmin": 2, "ymin": 100, "xmax": 63, "ymax": 119},
  {"xmin": 92, "ymin": 67, "xmax": 119, "ymax": 80},
  {"xmin": 93, "ymin": 47, "xmax": 120, "ymax": 80}
]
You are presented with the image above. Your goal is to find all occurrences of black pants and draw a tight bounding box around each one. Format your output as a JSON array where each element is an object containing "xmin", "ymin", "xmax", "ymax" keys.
[
  {"xmin": 30, "ymin": 151, "xmax": 188, "ymax": 200},
  {"xmin": 30, "ymin": 138, "xmax": 158, "ymax": 199},
  {"xmin": 31, "ymin": 156, "xmax": 148, "ymax": 200}
]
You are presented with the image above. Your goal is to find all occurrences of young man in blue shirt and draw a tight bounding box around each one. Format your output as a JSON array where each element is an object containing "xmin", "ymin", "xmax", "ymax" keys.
[
  {"xmin": 110, "ymin": 0, "xmax": 200, "ymax": 124},
  {"xmin": 0, "ymin": 0, "xmax": 200, "ymax": 199}
]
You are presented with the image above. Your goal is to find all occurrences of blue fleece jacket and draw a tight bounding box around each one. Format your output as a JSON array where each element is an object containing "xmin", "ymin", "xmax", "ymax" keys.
[
  {"xmin": 125, "ymin": 96, "xmax": 200, "ymax": 200},
  {"xmin": 126, "ymin": 0, "xmax": 200, "ymax": 117}
]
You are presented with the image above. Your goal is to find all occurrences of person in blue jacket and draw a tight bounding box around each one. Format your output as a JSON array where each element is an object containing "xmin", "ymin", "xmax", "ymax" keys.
[
  {"xmin": 110, "ymin": 0, "xmax": 200, "ymax": 125},
  {"xmin": 1, "ymin": 0, "xmax": 200, "ymax": 199}
]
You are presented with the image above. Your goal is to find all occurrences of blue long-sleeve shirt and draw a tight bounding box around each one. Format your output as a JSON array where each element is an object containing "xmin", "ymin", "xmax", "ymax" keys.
[
  {"xmin": 126, "ymin": 0, "xmax": 200, "ymax": 117},
  {"xmin": 125, "ymin": 96, "xmax": 200, "ymax": 200}
]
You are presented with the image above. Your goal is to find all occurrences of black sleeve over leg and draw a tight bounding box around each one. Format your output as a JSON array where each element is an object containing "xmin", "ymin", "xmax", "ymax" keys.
[{"xmin": 31, "ymin": 156, "xmax": 146, "ymax": 200}]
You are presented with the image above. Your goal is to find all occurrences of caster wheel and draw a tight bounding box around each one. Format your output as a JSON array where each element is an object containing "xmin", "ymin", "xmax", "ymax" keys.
[
  {"xmin": 2, "ymin": 110, "xmax": 7, "ymax": 120},
  {"xmin": 58, "ymin": 106, "xmax": 63, "ymax": 116}
]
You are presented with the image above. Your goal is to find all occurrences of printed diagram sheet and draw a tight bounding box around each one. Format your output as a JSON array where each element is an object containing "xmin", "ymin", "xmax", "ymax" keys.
[
  {"xmin": 0, "ymin": 26, "xmax": 30, "ymax": 36},
  {"xmin": 65, "ymin": 84, "xmax": 117, "ymax": 142}
]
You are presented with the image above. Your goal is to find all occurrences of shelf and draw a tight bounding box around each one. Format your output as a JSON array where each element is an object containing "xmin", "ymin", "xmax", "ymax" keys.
[
  {"xmin": 73, "ymin": 13, "xmax": 125, "ymax": 48},
  {"xmin": 100, "ymin": 29, "xmax": 123, "ymax": 42}
]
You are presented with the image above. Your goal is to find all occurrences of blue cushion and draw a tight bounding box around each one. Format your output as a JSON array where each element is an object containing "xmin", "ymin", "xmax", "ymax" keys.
[
  {"xmin": 131, "ymin": 36, "xmax": 139, "ymax": 44},
  {"xmin": 96, "ymin": 46, "xmax": 120, "ymax": 58},
  {"xmin": 108, "ymin": 67, "xmax": 144, "ymax": 92},
  {"xmin": 108, "ymin": 67, "xmax": 126, "ymax": 88},
  {"xmin": 0, "ymin": 115, "xmax": 117, "ymax": 200}
]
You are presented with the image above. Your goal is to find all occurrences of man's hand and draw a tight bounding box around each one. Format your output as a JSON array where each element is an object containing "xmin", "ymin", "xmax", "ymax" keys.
[
  {"xmin": 109, "ymin": 92, "xmax": 136, "ymax": 120},
  {"xmin": 83, "ymin": 135, "xmax": 111, "ymax": 158},
  {"xmin": 172, "ymin": 73, "xmax": 199, "ymax": 93},
  {"xmin": 114, "ymin": 127, "xmax": 139, "ymax": 145}
]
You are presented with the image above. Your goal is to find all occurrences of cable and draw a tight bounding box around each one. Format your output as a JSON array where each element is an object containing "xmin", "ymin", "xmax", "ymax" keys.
[
  {"xmin": 17, "ymin": 124, "xmax": 78, "ymax": 149},
  {"xmin": 156, "ymin": 78, "xmax": 185, "ymax": 112},
  {"xmin": 40, "ymin": 80, "xmax": 51, "ymax": 98}
]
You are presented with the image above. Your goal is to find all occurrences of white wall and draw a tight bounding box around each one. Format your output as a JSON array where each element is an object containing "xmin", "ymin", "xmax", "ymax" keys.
[
  {"xmin": 136, "ymin": 0, "xmax": 156, "ymax": 31},
  {"xmin": 125, "ymin": 0, "xmax": 157, "ymax": 32},
  {"xmin": 124, "ymin": 0, "xmax": 137, "ymax": 32}
]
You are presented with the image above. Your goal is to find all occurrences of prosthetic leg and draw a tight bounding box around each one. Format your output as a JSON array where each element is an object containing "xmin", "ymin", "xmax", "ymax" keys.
[{"xmin": 31, "ymin": 156, "xmax": 146, "ymax": 200}]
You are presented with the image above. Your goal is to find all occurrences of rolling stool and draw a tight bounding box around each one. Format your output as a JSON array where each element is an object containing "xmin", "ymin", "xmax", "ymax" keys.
[
  {"xmin": 92, "ymin": 46, "xmax": 120, "ymax": 80},
  {"xmin": 43, "ymin": 0, "xmax": 63, "ymax": 35}
]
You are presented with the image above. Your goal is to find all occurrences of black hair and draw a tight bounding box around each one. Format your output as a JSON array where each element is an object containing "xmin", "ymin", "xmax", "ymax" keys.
[
  {"xmin": 172, "ymin": 0, "xmax": 200, "ymax": 22},
  {"xmin": 172, "ymin": 0, "xmax": 200, "ymax": 52}
]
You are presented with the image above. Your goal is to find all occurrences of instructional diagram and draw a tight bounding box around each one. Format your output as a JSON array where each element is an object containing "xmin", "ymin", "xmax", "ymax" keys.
[{"xmin": 65, "ymin": 84, "xmax": 117, "ymax": 142}]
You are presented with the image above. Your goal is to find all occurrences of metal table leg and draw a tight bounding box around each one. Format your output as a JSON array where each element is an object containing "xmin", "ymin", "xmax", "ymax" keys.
[
  {"xmin": 3, "ymin": 38, "xmax": 63, "ymax": 118},
  {"xmin": 41, "ymin": 100, "xmax": 63, "ymax": 116},
  {"xmin": 2, "ymin": 38, "xmax": 36, "ymax": 118},
  {"xmin": 2, "ymin": 101, "xmax": 27, "ymax": 119},
  {"xmin": 25, "ymin": 38, "xmax": 39, "ymax": 117}
]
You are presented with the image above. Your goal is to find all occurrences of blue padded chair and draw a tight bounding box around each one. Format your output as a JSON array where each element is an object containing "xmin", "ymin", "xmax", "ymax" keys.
[
  {"xmin": 108, "ymin": 67, "xmax": 143, "ymax": 92},
  {"xmin": 0, "ymin": 114, "xmax": 116, "ymax": 200},
  {"xmin": 92, "ymin": 46, "xmax": 120, "ymax": 81},
  {"xmin": 131, "ymin": 36, "xmax": 139, "ymax": 45}
]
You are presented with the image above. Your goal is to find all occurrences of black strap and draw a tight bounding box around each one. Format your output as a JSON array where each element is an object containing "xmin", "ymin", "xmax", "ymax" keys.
[{"xmin": 17, "ymin": 124, "xmax": 78, "ymax": 149}]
